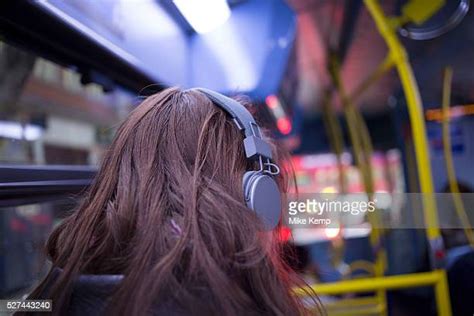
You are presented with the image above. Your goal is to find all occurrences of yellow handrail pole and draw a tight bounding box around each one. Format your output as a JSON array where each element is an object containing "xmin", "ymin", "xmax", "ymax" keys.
[
  {"xmin": 328, "ymin": 57, "xmax": 375, "ymax": 198},
  {"xmin": 353, "ymin": 106, "xmax": 388, "ymax": 316},
  {"xmin": 297, "ymin": 271, "xmax": 452, "ymax": 316},
  {"xmin": 323, "ymin": 297, "xmax": 384, "ymax": 316},
  {"xmin": 325, "ymin": 305, "xmax": 385, "ymax": 316},
  {"xmin": 434, "ymin": 270, "xmax": 452, "ymax": 316},
  {"xmin": 364, "ymin": 1, "xmax": 451, "ymax": 315},
  {"xmin": 352, "ymin": 103, "xmax": 390, "ymax": 282},
  {"xmin": 325, "ymin": 296, "xmax": 381, "ymax": 308},
  {"xmin": 328, "ymin": 56, "xmax": 387, "ymax": 315},
  {"xmin": 350, "ymin": 54, "xmax": 396, "ymax": 103},
  {"xmin": 296, "ymin": 271, "xmax": 452, "ymax": 315},
  {"xmin": 295, "ymin": 270, "xmax": 442, "ymax": 296},
  {"xmin": 328, "ymin": 59, "xmax": 381, "ymax": 247},
  {"xmin": 441, "ymin": 67, "xmax": 474, "ymax": 246},
  {"xmin": 322, "ymin": 90, "xmax": 348, "ymax": 193},
  {"xmin": 321, "ymin": 89, "xmax": 389, "ymax": 315},
  {"xmin": 405, "ymin": 141, "xmax": 424, "ymax": 226},
  {"xmin": 364, "ymin": 0, "xmax": 441, "ymax": 242},
  {"xmin": 328, "ymin": 58, "xmax": 383, "ymax": 255},
  {"xmin": 352, "ymin": 110, "xmax": 389, "ymax": 281}
]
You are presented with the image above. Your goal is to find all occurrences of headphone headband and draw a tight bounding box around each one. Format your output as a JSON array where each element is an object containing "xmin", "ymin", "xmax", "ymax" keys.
[{"xmin": 193, "ymin": 88, "xmax": 273, "ymax": 160}]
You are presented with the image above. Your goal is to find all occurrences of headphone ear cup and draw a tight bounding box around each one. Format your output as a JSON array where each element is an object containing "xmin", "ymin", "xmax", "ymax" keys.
[{"xmin": 242, "ymin": 171, "xmax": 281, "ymax": 230}]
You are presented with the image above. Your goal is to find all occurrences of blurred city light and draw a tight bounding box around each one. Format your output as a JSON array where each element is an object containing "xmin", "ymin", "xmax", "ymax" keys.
[
  {"xmin": 0, "ymin": 121, "xmax": 43, "ymax": 141},
  {"xmin": 320, "ymin": 186, "xmax": 338, "ymax": 194},
  {"xmin": 265, "ymin": 95, "xmax": 279, "ymax": 109},
  {"xmin": 265, "ymin": 94, "xmax": 292, "ymax": 135},
  {"xmin": 174, "ymin": 0, "xmax": 231, "ymax": 34},
  {"xmin": 325, "ymin": 224, "xmax": 341, "ymax": 239},
  {"xmin": 277, "ymin": 117, "xmax": 292, "ymax": 135}
]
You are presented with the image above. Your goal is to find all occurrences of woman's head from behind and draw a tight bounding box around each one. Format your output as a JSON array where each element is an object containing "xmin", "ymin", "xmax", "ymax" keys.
[{"xmin": 34, "ymin": 87, "xmax": 314, "ymax": 315}]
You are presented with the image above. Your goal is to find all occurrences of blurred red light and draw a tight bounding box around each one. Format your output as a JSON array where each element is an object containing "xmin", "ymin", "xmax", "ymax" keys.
[
  {"xmin": 279, "ymin": 226, "xmax": 292, "ymax": 242},
  {"xmin": 277, "ymin": 117, "xmax": 292, "ymax": 135},
  {"xmin": 265, "ymin": 95, "xmax": 279, "ymax": 110},
  {"xmin": 10, "ymin": 218, "xmax": 27, "ymax": 232}
]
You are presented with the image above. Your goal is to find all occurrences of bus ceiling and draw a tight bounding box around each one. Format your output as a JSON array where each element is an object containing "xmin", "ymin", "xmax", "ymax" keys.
[{"xmin": 0, "ymin": 0, "xmax": 296, "ymax": 100}]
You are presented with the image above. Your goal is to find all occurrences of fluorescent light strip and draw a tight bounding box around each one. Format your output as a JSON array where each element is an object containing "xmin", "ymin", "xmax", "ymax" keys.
[{"xmin": 173, "ymin": 0, "xmax": 231, "ymax": 34}]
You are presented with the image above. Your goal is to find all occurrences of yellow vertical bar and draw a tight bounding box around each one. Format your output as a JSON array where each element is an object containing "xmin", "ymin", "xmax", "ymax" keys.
[
  {"xmin": 329, "ymin": 57, "xmax": 387, "ymax": 316},
  {"xmin": 322, "ymin": 91, "xmax": 348, "ymax": 193},
  {"xmin": 364, "ymin": 0, "xmax": 441, "ymax": 241},
  {"xmin": 441, "ymin": 67, "xmax": 474, "ymax": 246},
  {"xmin": 363, "ymin": 1, "xmax": 451, "ymax": 315},
  {"xmin": 434, "ymin": 270, "xmax": 452, "ymax": 316}
]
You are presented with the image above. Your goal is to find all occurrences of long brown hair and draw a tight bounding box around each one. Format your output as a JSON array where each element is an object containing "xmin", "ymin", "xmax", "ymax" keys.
[{"xmin": 28, "ymin": 87, "xmax": 319, "ymax": 315}]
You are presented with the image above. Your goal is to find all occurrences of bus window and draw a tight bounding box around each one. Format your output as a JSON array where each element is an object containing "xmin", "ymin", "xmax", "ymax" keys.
[
  {"xmin": 0, "ymin": 41, "xmax": 134, "ymax": 165},
  {"xmin": 0, "ymin": 40, "xmax": 132, "ymax": 299}
]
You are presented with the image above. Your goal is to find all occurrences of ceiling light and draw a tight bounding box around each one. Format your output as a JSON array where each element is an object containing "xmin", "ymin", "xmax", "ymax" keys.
[{"xmin": 173, "ymin": 0, "xmax": 231, "ymax": 34}]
